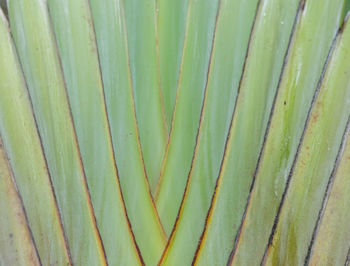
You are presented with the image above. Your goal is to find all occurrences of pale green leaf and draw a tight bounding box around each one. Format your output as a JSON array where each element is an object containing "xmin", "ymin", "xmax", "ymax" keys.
[
  {"xmin": 194, "ymin": 0, "xmax": 301, "ymax": 264},
  {"xmin": 154, "ymin": 0, "xmax": 221, "ymax": 236},
  {"xmin": 308, "ymin": 114, "xmax": 350, "ymax": 265},
  {"xmin": 157, "ymin": 0, "xmax": 188, "ymax": 129},
  {"xmin": 46, "ymin": 0, "xmax": 147, "ymax": 264},
  {"xmin": 159, "ymin": 0, "xmax": 263, "ymax": 264},
  {"xmin": 0, "ymin": 134, "xmax": 40, "ymax": 266},
  {"xmin": 229, "ymin": 0, "xmax": 345, "ymax": 264},
  {"xmin": 8, "ymin": 0, "xmax": 106, "ymax": 264},
  {"xmin": 123, "ymin": 0, "xmax": 168, "ymax": 191},
  {"xmin": 0, "ymin": 8, "xmax": 71, "ymax": 265},
  {"xmin": 90, "ymin": 0, "xmax": 169, "ymax": 263}
]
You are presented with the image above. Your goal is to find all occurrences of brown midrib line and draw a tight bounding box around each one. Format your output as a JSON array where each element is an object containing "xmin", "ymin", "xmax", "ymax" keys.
[
  {"xmin": 120, "ymin": 0, "xmax": 168, "ymax": 242},
  {"xmin": 304, "ymin": 19, "xmax": 350, "ymax": 265},
  {"xmin": 8, "ymin": 10, "xmax": 73, "ymax": 264},
  {"xmin": 46, "ymin": 3, "xmax": 108, "ymax": 264},
  {"xmin": 0, "ymin": 133, "xmax": 42, "ymax": 266},
  {"xmin": 157, "ymin": 0, "xmax": 224, "ymax": 263},
  {"xmin": 85, "ymin": 0, "xmax": 146, "ymax": 263},
  {"xmin": 225, "ymin": 0, "xmax": 304, "ymax": 264},
  {"xmin": 121, "ymin": 0, "xmax": 168, "ymax": 201},
  {"xmin": 260, "ymin": 20, "xmax": 342, "ymax": 266},
  {"xmin": 304, "ymin": 114, "xmax": 350, "ymax": 266},
  {"xmin": 153, "ymin": 0, "xmax": 192, "ymax": 201},
  {"xmin": 187, "ymin": 0, "xmax": 264, "ymax": 263},
  {"xmin": 154, "ymin": 0, "xmax": 170, "ymax": 138}
]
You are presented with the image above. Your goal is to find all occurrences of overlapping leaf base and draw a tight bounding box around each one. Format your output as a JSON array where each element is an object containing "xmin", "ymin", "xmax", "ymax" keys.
[{"xmin": 0, "ymin": 0, "xmax": 350, "ymax": 265}]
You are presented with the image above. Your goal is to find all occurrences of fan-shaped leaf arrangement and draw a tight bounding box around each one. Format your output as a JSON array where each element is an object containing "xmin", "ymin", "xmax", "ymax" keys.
[{"xmin": 1, "ymin": 0, "xmax": 350, "ymax": 265}]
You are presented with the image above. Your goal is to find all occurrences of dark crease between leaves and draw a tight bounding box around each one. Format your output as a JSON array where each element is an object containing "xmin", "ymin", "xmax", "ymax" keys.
[
  {"xmin": 120, "ymin": 0, "xmax": 168, "ymax": 241},
  {"xmin": 157, "ymin": 0, "xmax": 224, "ymax": 263},
  {"xmin": 304, "ymin": 114, "xmax": 350, "ymax": 266},
  {"xmin": 226, "ymin": 0, "xmax": 304, "ymax": 264},
  {"xmin": 7, "ymin": 10, "xmax": 73, "ymax": 264},
  {"xmin": 153, "ymin": 0, "xmax": 192, "ymax": 200},
  {"xmin": 0, "ymin": 133, "xmax": 42, "ymax": 266},
  {"xmin": 46, "ymin": 4, "xmax": 108, "ymax": 264},
  {"xmin": 85, "ymin": 0, "xmax": 146, "ymax": 263},
  {"xmin": 260, "ymin": 25, "xmax": 342, "ymax": 265}
]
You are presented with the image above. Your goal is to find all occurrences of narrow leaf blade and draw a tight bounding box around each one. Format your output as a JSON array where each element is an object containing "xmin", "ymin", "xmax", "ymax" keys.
[
  {"xmin": 159, "ymin": 0, "xmax": 261, "ymax": 264},
  {"xmin": 46, "ymin": 0, "xmax": 147, "ymax": 264},
  {"xmin": 123, "ymin": 0, "xmax": 168, "ymax": 191},
  {"xmin": 309, "ymin": 118, "xmax": 350, "ymax": 265},
  {"xmin": 155, "ymin": 0, "xmax": 221, "ymax": 236},
  {"xmin": 264, "ymin": 14, "xmax": 350, "ymax": 265},
  {"xmin": 89, "ymin": 0, "xmax": 168, "ymax": 264},
  {"xmin": 8, "ymin": 0, "xmax": 106, "ymax": 264},
  {"xmin": 230, "ymin": 1, "xmax": 345, "ymax": 264},
  {"xmin": 194, "ymin": 0, "xmax": 302, "ymax": 264},
  {"xmin": 0, "ymin": 8, "xmax": 71, "ymax": 265},
  {"xmin": 157, "ymin": 0, "xmax": 188, "ymax": 129},
  {"xmin": 0, "ymin": 134, "xmax": 40, "ymax": 266}
]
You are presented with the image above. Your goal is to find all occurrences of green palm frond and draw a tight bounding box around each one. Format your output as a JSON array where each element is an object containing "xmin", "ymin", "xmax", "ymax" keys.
[{"xmin": 0, "ymin": 0, "xmax": 350, "ymax": 265}]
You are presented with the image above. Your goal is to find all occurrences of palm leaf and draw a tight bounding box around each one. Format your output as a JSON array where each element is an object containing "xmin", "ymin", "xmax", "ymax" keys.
[
  {"xmin": 154, "ymin": 0, "xmax": 221, "ymax": 236},
  {"xmin": 156, "ymin": 0, "xmax": 188, "ymax": 130},
  {"xmin": 1, "ymin": 0, "xmax": 350, "ymax": 265},
  {"xmin": 229, "ymin": 0, "xmax": 346, "ymax": 264},
  {"xmin": 123, "ymin": 0, "xmax": 168, "ymax": 192},
  {"xmin": 263, "ymin": 14, "xmax": 350, "ymax": 265},
  {"xmin": 8, "ymin": 0, "xmax": 106, "ymax": 263},
  {"xmin": 47, "ymin": 0, "xmax": 146, "ymax": 264},
  {"xmin": 195, "ymin": 0, "xmax": 301, "ymax": 264},
  {"xmin": 0, "ymin": 134, "xmax": 40, "ymax": 265},
  {"xmin": 159, "ymin": 0, "xmax": 262, "ymax": 263},
  {"xmin": 0, "ymin": 9, "xmax": 71, "ymax": 265},
  {"xmin": 308, "ymin": 105, "xmax": 350, "ymax": 265}
]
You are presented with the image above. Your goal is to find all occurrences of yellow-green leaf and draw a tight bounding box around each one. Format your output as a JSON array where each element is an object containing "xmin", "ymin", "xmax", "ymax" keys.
[
  {"xmin": 0, "ymin": 8, "xmax": 71, "ymax": 265},
  {"xmin": 157, "ymin": 0, "xmax": 188, "ymax": 129},
  {"xmin": 8, "ymin": 0, "xmax": 106, "ymax": 264},
  {"xmin": 46, "ymin": 0, "xmax": 149, "ymax": 264},
  {"xmin": 230, "ymin": 0, "xmax": 345, "ymax": 264},
  {"xmin": 264, "ymin": 14, "xmax": 350, "ymax": 265},
  {"xmin": 159, "ymin": 0, "xmax": 264, "ymax": 264},
  {"xmin": 155, "ymin": 0, "xmax": 221, "ymax": 236},
  {"xmin": 308, "ymin": 112, "xmax": 350, "ymax": 266},
  {"xmin": 0, "ymin": 134, "xmax": 40, "ymax": 266},
  {"xmin": 123, "ymin": 0, "xmax": 168, "ymax": 191},
  {"xmin": 194, "ymin": 0, "xmax": 302, "ymax": 264},
  {"xmin": 90, "ymin": 0, "xmax": 168, "ymax": 263}
]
